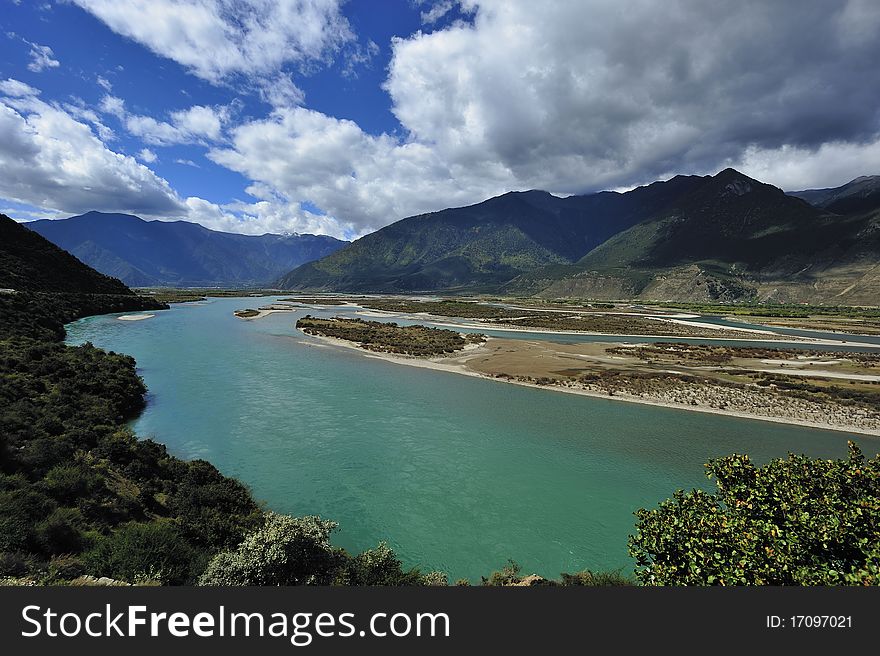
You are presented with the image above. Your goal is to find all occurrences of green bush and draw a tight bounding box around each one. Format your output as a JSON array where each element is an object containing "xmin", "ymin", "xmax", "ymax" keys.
[
  {"xmin": 35, "ymin": 507, "xmax": 86, "ymax": 556},
  {"xmin": 0, "ymin": 488, "xmax": 55, "ymax": 553},
  {"xmin": 629, "ymin": 442, "xmax": 880, "ymax": 585},
  {"xmin": 85, "ymin": 522, "xmax": 197, "ymax": 585},
  {"xmin": 199, "ymin": 513, "xmax": 339, "ymax": 586},
  {"xmin": 340, "ymin": 542, "xmax": 424, "ymax": 586},
  {"xmin": 40, "ymin": 462, "xmax": 105, "ymax": 504},
  {"xmin": 482, "ymin": 559, "xmax": 523, "ymax": 586}
]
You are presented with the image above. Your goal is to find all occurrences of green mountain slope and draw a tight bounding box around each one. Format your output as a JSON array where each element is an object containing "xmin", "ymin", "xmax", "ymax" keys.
[
  {"xmin": 521, "ymin": 170, "xmax": 880, "ymax": 304},
  {"xmin": 0, "ymin": 213, "xmax": 132, "ymax": 295},
  {"xmin": 277, "ymin": 179, "xmax": 707, "ymax": 292},
  {"xmin": 278, "ymin": 168, "xmax": 880, "ymax": 303}
]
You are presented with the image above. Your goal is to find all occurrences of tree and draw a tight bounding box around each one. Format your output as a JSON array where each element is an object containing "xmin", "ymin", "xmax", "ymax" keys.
[
  {"xmin": 198, "ymin": 513, "xmax": 339, "ymax": 586},
  {"xmin": 628, "ymin": 442, "xmax": 880, "ymax": 585}
]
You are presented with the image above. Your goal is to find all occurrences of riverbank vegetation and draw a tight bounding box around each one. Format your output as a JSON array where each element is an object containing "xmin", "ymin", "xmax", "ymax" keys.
[
  {"xmin": 629, "ymin": 444, "xmax": 880, "ymax": 585},
  {"xmin": 494, "ymin": 313, "xmax": 766, "ymax": 338},
  {"xmin": 297, "ymin": 316, "xmax": 485, "ymax": 356}
]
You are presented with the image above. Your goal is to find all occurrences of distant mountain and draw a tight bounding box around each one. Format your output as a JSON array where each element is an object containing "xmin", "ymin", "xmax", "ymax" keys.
[
  {"xmin": 277, "ymin": 178, "xmax": 707, "ymax": 292},
  {"xmin": 789, "ymin": 175, "xmax": 880, "ymax": 215},
  {"xmin": 279, "ymin": 169, "xmax": 880, "ymax": 304},
  {"xmin": 513, "ymin": 169, "xmax": 880, "ymax": 304},
  {"xmin": 27, "ymin": 212, "xmax": 348, "ymax": 287},
  {"xmin": 1, "ymin": 213, "xmax": 133, "ymax": 295}
]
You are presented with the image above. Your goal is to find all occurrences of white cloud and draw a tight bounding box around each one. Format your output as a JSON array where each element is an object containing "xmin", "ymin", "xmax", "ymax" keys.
[
  {"xmin": 419, "ymin": 1, "xmax": 457, "ymax": 25},
  {"xmin": 100, "ymin": 95, "xmax": 231, "ymax": 146},
  {"xmin": 259, "ymin": 74, "xmax": 306, "ymax": 109},
  {"xmin": 0, "ymin": 86, "xmax": 184, "ymax": 216},
  {"xmin": 96, "ymin": 75, "xmax": 112, "ymax": 92},
  {"xmin": 62, "ymin": 100, "xmax": 116, "ymax": 142},
  {"xmin": 170, "ymin": 105, "xmax": 225, "ymax": 140},
  {"xmin": 71, "ymin": 0, "xmax": 354, "ymax": 84},
  {"xmin": 175, "ymin": 158, "xmax": 199, "ymax": 168},
  {"xmin": 98, "ymin": 94, "xmax": 124, "ymax": 117},
  {"xmin": 0, "ymin": 78, "xmax": 39, "ymax": 97},
  {"xmin": 208, "ymin": 106, "xmax": 506, "ymax": 236},
  {"xmin": 733, "ymin": 140, "xmax": 880, "ymax": 192},
  {"xmin": 26, "ymin": 43, "xmax": 60, "ymax": 73},
  {"xmin": 137, "ymin": 147, "xmax": 157, "ymax": 163},
  {"xmin": 184, "ymin": 195, "xmax": 345, "ymax": 238}
]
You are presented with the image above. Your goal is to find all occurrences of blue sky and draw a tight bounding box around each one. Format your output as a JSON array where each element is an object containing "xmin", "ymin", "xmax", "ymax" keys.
[{"xmin": 1, "ymin": 1, "xmax": 879, "ymax": 238}]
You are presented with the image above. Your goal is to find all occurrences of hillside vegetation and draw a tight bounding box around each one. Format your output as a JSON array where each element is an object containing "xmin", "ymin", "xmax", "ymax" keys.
[{"xmin": 278, "ymin": 170, "xmax": 880, "ymax": 305}]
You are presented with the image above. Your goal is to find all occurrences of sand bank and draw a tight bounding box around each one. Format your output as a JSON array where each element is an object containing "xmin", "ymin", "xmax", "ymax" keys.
[
  {"xmin": 117, "ymin": 314, "xmax": 155, "ymax": 321},
  {"xmin": 298, "ymin": 331, "xmax": 880, "ymax": 437}
]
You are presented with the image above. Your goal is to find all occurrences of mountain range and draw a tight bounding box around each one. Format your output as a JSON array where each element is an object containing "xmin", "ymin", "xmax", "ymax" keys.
[
  {"xmin": 1, "ymin": 212, "xmax": 133, "ymax": 295},
  {"xmin": 27, "ymin": 212, "xmax": 347, "ymax": 288},
  {"xmin": 279, "ymin": 170, "xmax": 880, "ymax": 304},
  {"xmin": 15, "ymin": 170, "xmax": 880, "ymax": 304}
]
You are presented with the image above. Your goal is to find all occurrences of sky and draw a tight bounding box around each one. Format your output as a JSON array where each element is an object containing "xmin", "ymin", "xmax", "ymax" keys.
[{"xmin": 1, "ymin": 0, "xmax": 879, "ymax": 240}]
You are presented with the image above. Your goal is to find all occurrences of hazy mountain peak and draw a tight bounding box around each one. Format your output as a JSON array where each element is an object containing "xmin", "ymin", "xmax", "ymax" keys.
[
  {"xmin": 789, "ymin": 174, "xmax": 880, "ymax": 215},
  {"xmin": 26, "ymin": 212, "xmax": 348, "ymax": 287}
]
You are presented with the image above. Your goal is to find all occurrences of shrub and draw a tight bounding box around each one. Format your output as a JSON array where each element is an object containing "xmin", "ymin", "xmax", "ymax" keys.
[
  {"xmin": 628, "ymin": 442, "xmax": 880, "ymax": 585},
  {"xmin": 0, "ymin": 488, "xmax": 55, "ymax": 553},
  {"xmin": 84, "ymin": 522, "xmax": 196, "ymax": 585},
  {"xmin": 482, "ymin": 559, "xmax": 523, "ymax": 586},
  {"xmin": 199, "ymin": 513, "xmax": 339, "ymax": 586},
  {"xmin": 341, "ymin": 542, "xmax": 424, "ymax": 586},
  {"xmin": 40, "ymin": 462, "xmax": 104, "ymax": 504},
  {"xmin": 35, "ymin": 507, "xmax": 86, "ymax": 556},
  {"xmin": 0, "ymin": 551, "xmax": 39, "ymax": 577}
]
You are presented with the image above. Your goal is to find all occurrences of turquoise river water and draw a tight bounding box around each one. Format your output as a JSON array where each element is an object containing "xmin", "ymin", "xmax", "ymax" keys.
[{"xmin": 66, "ymin": 298, "xmax": 878, "ymax": 581}]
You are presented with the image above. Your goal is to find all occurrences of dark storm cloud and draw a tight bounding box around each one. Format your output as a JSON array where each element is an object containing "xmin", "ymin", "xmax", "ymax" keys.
[{"xmin": 388, "ymin": 0, "xmax": 880, "ymax": 194}]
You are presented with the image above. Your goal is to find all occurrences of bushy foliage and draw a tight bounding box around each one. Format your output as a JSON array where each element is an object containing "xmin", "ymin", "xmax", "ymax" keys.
[
  {"xmin": 628, "ymin": 443, "xmax": 880, "ymax": 585},
  {"xmin": 338, "ymin": 542, "xmax": 425, "ymax": 586},
  {"xmin": 84, "ymin": 522, "xmax": 197, "ymax": 585},
  {"xmin": 0, "ymin": 291, "xmax": 258, "ymax": 582},
  {"xmin": 199, "ymin": 513, "xmax": 340, "ymax": 586},
  {"xmin": 199, "ymin": 516, "xmax": 444, "ymax": 587},
  {"xmin": 558, "ymin": 569, "xmax": 633, "ymax": 586},
  {"xmin": 480, "ymin": 560, "xmax": 632, "ymax": 586}
]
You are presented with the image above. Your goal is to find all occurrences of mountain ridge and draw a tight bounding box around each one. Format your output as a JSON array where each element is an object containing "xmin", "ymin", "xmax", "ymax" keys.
[
  {"xmin": 277, "ymin": 173, "xmax": 713, "ymax": 292},
  {"xmin": 1, "ymin": 213, "xmax": 134, "ymax": 295},
  {"xmin": 279, "ymin": 169, "xmax": 880, "ymax": 304},
  {"xmin": 27, "ymin": 211, "xmax": 348, "ymax": 287}
]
